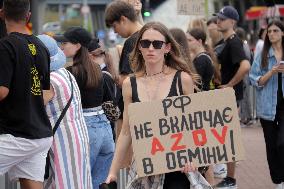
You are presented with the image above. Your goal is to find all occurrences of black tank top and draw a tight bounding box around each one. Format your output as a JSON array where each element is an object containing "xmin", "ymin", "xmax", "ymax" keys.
[{"xmin": 130, "ymin": 70, "xmax": 191, "ymax": 189}]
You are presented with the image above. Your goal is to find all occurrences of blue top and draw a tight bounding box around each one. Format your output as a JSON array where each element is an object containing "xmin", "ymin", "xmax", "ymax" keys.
[{"xmin": 249, "ymin": 47, "xmax": 284, "ymax": 121}]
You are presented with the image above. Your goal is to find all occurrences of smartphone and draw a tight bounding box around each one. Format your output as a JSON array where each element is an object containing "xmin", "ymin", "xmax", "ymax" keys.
[{"xmin": 99, "ymin": 181, "xmax": 117, "ymax": 189}]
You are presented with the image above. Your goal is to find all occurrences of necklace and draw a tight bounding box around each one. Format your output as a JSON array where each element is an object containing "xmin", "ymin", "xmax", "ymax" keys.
[{"xmin": 144, "ymin": 65, "xmax": 165, "ymax": 77}]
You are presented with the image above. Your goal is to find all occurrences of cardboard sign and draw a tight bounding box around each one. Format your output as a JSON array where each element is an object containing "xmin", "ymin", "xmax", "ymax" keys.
[
  {"xmin": 128, "ymin": 88, "xmax": 245, "ymax": 177},
  {"xmin": 177, "ymin": 0, "xmax": 205, "ymax": 15}
]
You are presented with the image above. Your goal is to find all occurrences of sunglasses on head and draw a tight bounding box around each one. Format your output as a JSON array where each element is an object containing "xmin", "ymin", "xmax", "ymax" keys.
[{"xmin": 140, "ymin": 39, "xmax": 166, "ymax": 49}]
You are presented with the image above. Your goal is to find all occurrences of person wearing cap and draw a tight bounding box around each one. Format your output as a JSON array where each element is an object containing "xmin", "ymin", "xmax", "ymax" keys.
[
  {"xmin": 0, "ymin": 1, "xmax": 53, "ymax": 189},
  {"xmin": 56, "ymin": 26, "xmax": 115, "ymax": 189},
  {"xmin": 213, "ymin": 5, "xmax": 251, "ymax": 189},
  {"xmin": 39, "ymin": 34, "xmax": 92, "ymax": 189}
]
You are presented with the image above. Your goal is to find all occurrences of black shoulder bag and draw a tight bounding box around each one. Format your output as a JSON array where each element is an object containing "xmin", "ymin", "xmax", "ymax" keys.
[{"xmin": 44, "ymin": 71, "xmax": 74, "ymax": 179}]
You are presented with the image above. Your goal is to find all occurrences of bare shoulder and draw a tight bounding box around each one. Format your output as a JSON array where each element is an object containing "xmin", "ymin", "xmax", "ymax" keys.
[
  {"xmin": 180, "ymin": 71, "xmax": 193, "ymax": 85},
  {"xmin": 180, "ymin": 71, "xmax": 194, "ymax": 95},
  {"xmin": 122, "ymin": 76, "xmax": 132, "ymax": 99}
]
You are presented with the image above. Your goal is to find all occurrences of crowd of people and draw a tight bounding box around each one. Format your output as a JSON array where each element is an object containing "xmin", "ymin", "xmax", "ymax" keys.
[{"xmin": 0, "ymin": 0, "xmax": 283, "ymax": 189}]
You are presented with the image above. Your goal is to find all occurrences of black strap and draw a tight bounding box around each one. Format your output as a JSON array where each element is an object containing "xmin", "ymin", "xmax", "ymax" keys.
[
  {"xmin": 102, "ymin": 71, "xmax": 118, "ymax": 105},
  {"xmin": 177, "ymin": 71, "xmax": 183, "ymax": 96},
  {"xmin": 44, "ymin": 71, "xmax": 73, "ymax": 179},
  {"xmin": 129, "ymin": 76, "xmax": 139, "ymax": 102},
  {"xmin": 52, "ymin": 71, "xmax": 73, "ymax": 134}
]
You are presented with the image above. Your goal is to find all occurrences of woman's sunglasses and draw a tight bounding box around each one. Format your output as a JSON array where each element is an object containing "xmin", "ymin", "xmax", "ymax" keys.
[{"xmin": 140, "ymin": 39, "xmax": 166, "ymax": 49}]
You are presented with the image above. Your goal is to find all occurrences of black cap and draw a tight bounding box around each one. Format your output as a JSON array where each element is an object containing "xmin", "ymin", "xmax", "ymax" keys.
[
  {"xmin": 87, "ymin": 38, "xmax": 101, "ymax": 52},
  {"xmin": 54, "ymin": 26, "xmax": 92, "ymax": 48},
  {"xmin": 213, "ymin": 6, "xmax": 239, "ymax": 21}
]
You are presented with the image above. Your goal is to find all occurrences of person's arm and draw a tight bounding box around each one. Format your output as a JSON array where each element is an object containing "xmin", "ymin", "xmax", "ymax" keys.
[
  {"xmin": 0, "ymin": 86, "xmax": 9, "ymax": 101},
  {"xmin": 223, "ymin": 59, "xmax": 251, "ymax": 88},
  {"xmin": 42, "ymin": 85, "xmax": 55, "ymax": 105},
  {"xmin": 106, "ymin": 77, "xmax": 133, "ymax": 183},
  {"xmin": 258, "ymin": 64, "xmax": 284, "ymax": 86}
]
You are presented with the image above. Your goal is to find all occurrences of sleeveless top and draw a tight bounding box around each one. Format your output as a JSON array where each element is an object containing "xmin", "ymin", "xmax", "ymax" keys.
[{"xmin": 128, "ymin": 70, "xmax": 191, "ymax": 188}]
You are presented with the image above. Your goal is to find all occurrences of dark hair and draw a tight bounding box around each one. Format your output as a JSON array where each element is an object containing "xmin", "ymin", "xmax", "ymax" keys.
[
  {"xmin": 3, "ymin": 0, "xmax": 30, "ymax": 22},
  {"xmin": 206, "ymin": 17, "xmax": 218, "ymax": 26},
  {"xmin": 261, "ymin": 19, "xmax": 284, "ymax": 68},
  {"xmin": 169, "ymin": 28, "xmax": 196, "ymax": 74},
  {"xmin": 258, "ymin": 27, "xmax": 266, "ymax": 39},
  {"xmin": 72, "ymin": 46, "xmax": 102, "ymax": 88},
  {"xmin": 188, "ymin": 28, "xmax": 207, "ymax": 45},
  {"xmin": 188, "ymin": 28, "xmax": 220, "ymax": 83},
  {"xmin": 130, "ymin": 22, "xmax": 199, "ymax": 84},
  {"xmin": 105, "ymin": 0, "xmax": 137, "ymax": 27},
  {"xmin": 235, "ymin": 27, "xmax": 246, "ymax": 41}
]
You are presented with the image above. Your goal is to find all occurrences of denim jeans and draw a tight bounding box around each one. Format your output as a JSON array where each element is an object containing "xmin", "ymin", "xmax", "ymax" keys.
[{"xmin": 83, "ymin": 107, "xmax": 115, "ymax": 189}]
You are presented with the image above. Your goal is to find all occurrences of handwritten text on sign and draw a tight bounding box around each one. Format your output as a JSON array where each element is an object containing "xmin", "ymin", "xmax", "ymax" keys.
[
  {"xmin": 177, "ymin": 0, "xmax": 205, "ymax": 15},
  {"xmin": 128, "ymin": 88, "xmax": 245, "ymax": 177}
]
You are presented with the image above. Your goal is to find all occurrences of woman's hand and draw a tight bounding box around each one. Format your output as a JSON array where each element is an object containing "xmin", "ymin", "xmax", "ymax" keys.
[
  {"xmin": 276, "ymin": 63, "xmax": 284, "ymax": 73},
  {"xmin": 181, "ymin": 162, "xmax": 197, "ymax": 173},
  {"xmin": 105, "ymin": 173, "xmax": 117, "ymax": 184},
  {"xmin": 271, "ymin": 64, "xmax": 284, "ymax": 74}
]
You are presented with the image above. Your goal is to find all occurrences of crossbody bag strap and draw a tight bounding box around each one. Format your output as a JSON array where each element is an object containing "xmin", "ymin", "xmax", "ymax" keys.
[
  {"xmin": 102, "ymin": 71, "xmax": 117, "ymax": 104},
  {"xmin": 53, "ymin": 71, "xmax": 74, "ymax": 135}
]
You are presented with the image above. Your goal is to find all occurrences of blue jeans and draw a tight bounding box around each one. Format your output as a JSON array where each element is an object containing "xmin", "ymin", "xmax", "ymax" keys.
[{"xmin": 83, "ymin": 107, "xmax": 115, "ymax": 189}]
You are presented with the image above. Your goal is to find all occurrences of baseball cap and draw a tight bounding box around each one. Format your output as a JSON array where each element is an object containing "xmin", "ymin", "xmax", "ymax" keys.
[
  {"xmin": 54, "ymin": 26, "xmax": 92, "ymax": 48},
  {"xmin": 213, "ymin": 6, "xmax": 239, "ymax": 21},
  {"xmin": 37, "ymin": 34, "xmax": 66, "ymax": 72}
]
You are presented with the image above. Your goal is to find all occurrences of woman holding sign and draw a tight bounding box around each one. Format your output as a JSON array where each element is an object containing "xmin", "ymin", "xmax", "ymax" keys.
[
  {"xmin": 249, "ymin": 20, "xmax": 284, "ymax": 187},
  {"xmin": 105, "ymin": 22, "xmax": 210, "ymax": 189}
]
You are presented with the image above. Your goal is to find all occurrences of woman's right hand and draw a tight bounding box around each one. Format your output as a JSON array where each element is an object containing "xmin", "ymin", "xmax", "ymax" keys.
[
  {"xmin": 105, "ymin": 173, "xmax": 117, "ymax": 184},
  {"xmin": 271, "ymin": 64, "xmax": 284, "ymax": 75}
]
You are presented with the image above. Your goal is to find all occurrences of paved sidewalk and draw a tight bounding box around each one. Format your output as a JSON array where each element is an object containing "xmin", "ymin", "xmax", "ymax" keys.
[{"xmin": 234, "ymin": 122, "xmax": 275, "ymax": 189}]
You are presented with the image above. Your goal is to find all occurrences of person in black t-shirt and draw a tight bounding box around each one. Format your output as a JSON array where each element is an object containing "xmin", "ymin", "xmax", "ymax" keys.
[
  {"xmin": 0, "ymin": 1, "xmax": 52, "ymax": 188},
  {"xmin": 105, "ymin": 0, "xmax": 143, "ymax": 85},
  {"xmin": 213, "ymin": 6, "xmax": 251, "ymax": 189},
  {"xmin": 105, "ymin": 0, "xmax": 143, "ymax": 164},
  {"xmin": 187, "ymin": 28, "xmax": 215, "ymax": 91},
  {"xmin": 89, "ymin": 38, "xmax": 121, "ymax": 141}
]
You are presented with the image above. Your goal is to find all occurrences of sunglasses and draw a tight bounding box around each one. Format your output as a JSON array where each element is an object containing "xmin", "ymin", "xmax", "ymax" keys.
[{"xmin": 140, "ymin": 39, "xmax": 166, "ymax": 49}]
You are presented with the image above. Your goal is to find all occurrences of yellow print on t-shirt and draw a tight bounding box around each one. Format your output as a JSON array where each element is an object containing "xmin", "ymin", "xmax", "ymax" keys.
[
  {"xmin": 28, "ymin": 44, "xmax": 37, "ymax": 55},
  {"xmin": 28, "ymin": 43, "xmax": 41, "ymax": 95},
  {"xmin": 31, "ymin": 65, "xmax": 41, "ymax": 96}
]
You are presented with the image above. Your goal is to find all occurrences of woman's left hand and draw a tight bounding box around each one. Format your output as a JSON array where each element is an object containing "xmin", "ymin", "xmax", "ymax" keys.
[{"xmin": 181, "ymin": 162, "xmax": 197, "ymax": 173}]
